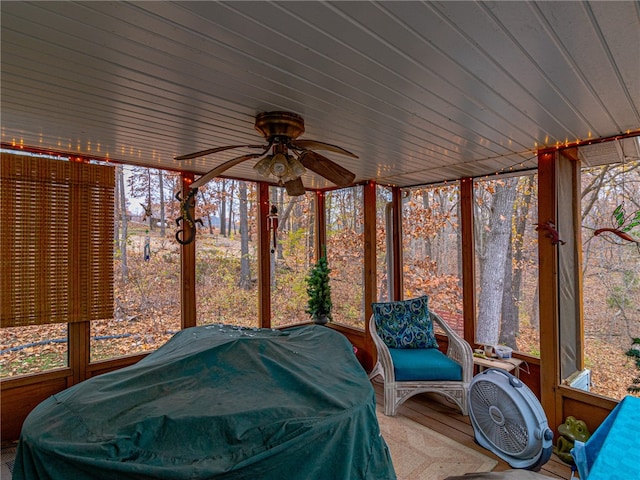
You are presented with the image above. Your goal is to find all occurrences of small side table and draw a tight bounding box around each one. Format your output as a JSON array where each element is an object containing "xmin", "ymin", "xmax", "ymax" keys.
[{"xmin": 473, "ymin": 356, "xmax": 523, "ymax": 378}]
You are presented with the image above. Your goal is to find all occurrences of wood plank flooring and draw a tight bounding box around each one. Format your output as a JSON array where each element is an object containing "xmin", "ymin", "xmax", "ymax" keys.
[{"xmin": 372, "ymin": 381, "xmax": 573, "ymax": 479}]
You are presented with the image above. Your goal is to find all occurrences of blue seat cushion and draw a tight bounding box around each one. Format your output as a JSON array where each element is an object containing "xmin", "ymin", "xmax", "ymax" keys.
[
  {"xmin": 372, "ymin": 296, "xmax": 438, "ymax": 349},
  {"xmin": 389, "ymin": 348, "xmax": 462, "ymax": 382}
]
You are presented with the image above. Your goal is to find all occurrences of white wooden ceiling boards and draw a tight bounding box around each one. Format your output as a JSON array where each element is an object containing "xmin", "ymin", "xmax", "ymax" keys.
[{"xmin": 2, "ymin": 1, "xmax": 639, "ymax": 189}]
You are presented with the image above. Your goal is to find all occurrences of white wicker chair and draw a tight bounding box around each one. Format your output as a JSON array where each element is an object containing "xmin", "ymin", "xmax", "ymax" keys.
[{"xmin": 369, "ymin": 310, "xmax": 473, "ymax": 416}]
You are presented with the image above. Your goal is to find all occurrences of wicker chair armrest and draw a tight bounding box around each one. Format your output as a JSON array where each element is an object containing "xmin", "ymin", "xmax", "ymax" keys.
[
  {"xmin": 369, "ymin": 314, "xmax": 395, "ymax": 381},
  {"xmin": 430, "ymin": 310, "xmax": 474, "ymax": 383}
]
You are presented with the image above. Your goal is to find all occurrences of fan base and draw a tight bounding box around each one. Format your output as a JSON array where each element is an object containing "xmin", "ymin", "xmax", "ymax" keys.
[{"xmin": 255, "ymin": 111, "xmax": 305, "ymax": 140}]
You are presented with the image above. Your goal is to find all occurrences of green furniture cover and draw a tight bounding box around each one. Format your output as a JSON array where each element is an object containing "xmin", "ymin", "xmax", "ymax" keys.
[{"xmin": 13, "ymin": 324, "xmax": 396, "ymax": 480}]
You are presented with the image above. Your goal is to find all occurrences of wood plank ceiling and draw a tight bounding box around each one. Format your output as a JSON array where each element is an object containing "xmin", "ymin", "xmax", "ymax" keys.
[{"xmin": 2, "ymin": 1, "xmax": 639, "ymax": 190}]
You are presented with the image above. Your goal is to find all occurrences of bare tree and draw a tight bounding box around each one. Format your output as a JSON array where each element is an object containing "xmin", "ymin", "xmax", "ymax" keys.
[
  {"xmin": 158, "ymin": 170, "xmax": 166, "ymax": 236},
  {"xmin": 114, "ymin": 165, "xmax": 121, "ymax": 256},
  {"xmin": 219, "ymin": 179, "xmax": 227, "ymax": 237},
  {"xmin": 238, "ymin": 181, "xmax": 251, "ymax": 290},
  {"xmin": 500, "ymin": 175, "xmax": 535, "ymax": 347},
  {"xmin": 117, "ymin": 165, "xmax": 129, "ymax": 281},
  {"xmin": 476, "ymin": 177, "xmax": 519, "ymax": 345},
  {"xmin": 499, "ymin": 231, "xmax": 516, "ymax": 347},
  {"xmin": 227, "ymin": 181, "xmax": 235, "ymax": 236}
]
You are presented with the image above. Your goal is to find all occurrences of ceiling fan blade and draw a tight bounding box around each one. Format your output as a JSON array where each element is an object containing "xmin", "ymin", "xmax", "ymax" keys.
[
  {"xmin": 291, "ymin": 139, "xmax": 358, "ymax": 158},
  {"xmin": 299, "ymin": 151, "xmax": 356, "ymax": 187},
  {"xmin": 284, "ymin": 177, "xmax": 306, "ymax": 196},
  {"xmin": 190, "ymin": 153, "xmax": 261, "ymax": 189},
  {"xmin": 175, "ymin": 144, "xmax": 265, "ymax": 161}
]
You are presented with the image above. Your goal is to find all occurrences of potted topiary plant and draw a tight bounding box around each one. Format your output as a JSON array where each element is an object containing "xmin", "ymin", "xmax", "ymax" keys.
[{"xmin": 305, "ymin": 254, "xmax": 332, "ymax": 325}]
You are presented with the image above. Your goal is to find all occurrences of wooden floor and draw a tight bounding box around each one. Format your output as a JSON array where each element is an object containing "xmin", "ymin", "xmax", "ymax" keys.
[{"xmin": 372, "ymin": 381, "xmax": 573, "ymax": 479}]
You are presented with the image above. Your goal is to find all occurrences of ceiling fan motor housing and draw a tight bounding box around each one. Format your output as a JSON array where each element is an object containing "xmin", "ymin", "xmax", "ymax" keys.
[
  {"xmin": 254, "ymin": 111, "xmax": 305, "ymax": 141},
  {"xmin": 468, "ymin": 368, "xmax": 553, "ymax": 471}
]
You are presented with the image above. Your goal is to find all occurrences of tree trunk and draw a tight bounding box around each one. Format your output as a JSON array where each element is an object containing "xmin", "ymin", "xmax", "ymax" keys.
[
  {"xmin": 118, "ymin": 166, "xmax": 129, "ymax": 281},
  {"xmin": 353, "ymin": 189, "xmax": 359, "ymax": 232},
  {"xmin": 272, "ymin": 189, "xmax": 284, "ymax": 260},
  {"xmin": 499, "ymin": 233, "xmax": 516, "ymax": 347},
  {"xmin": 476, "ymin": 178, "xmax": 518, "ymax": 345},
  {"xmin": 159, "ymin": 170, "xmax": 166, "ymax": 236},
  {"xmin": 220, "ymin": 180, "xmax": 227, "ymax": 237},
  {"xmin": 530, "ymin": 283, "xmax": 540, "ymax": 330},
  {"xmin": 238, "ymin": 181, "xmax": 251, "ymax": 290},
  {"xmin": 277, "ymin": 195, "xmax": 296, "ymax": 261},
  {"xmin": 309, "ymin": 195, "xmax": 316, "ymax": 264},
  {"xmin": 474, "ymin": 194, "xmax": 488, "ymax": 285},
  {"xmin": 147, "ymin": 169, "xmax": 154, "ymax": 232},
  {"xmin": 207, "ymin": 213, "xmax": 214, "ymax": 235},
  {"xmin": 422, "ymin": 191, "xmax": 433, "ymax": 261},
  {"xmin": 247, "ymin": 194, "xmax": 254, "ymax": 242},
  {"xmin": 114, "ymin": 165, "xmax": 121, "ymax": 256},
  {"xmin": 510, "ymin": 176, "xmax": 533, "ymax": 339},
  {"xmin": 227, "ymin": 181, "xmax": 235, "ymax": 236}
]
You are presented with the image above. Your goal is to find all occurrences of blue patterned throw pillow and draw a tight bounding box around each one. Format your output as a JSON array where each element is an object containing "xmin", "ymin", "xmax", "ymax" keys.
[{"xmin": 372, "ymin": 296, "xmax": 438, "ymax": 349}]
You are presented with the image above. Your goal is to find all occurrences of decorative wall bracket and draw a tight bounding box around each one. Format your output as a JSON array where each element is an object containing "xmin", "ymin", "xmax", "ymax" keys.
[
  {"xmin": 175, "ymin": 188, "xmax": 203, "ymax": 245},
  {"xmin": 535, "ymin": 220, "xmax": 566, "ymax": 245}
]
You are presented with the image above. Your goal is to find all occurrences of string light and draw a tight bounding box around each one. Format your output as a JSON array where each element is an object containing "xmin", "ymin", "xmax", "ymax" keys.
[{"xmin": 541, "ymin": 129, "xmax": 640, "ymax": 153}]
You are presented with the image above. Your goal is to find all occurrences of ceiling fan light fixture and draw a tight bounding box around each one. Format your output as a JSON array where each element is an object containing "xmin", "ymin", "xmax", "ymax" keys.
[
  {"xmin": 253, "ymin": 155, "xmax": 273, "ymax": 176},
  {"xmin": 287, "ymin": 155, "xmax": 306, "ymax": 177},
  {"xmin": 179, "ymin": 111, "xmax": 356, "ymax": 189},
  {"xmin": 270, "ymin": 153, "xmax": 289, "ymax": 177}
]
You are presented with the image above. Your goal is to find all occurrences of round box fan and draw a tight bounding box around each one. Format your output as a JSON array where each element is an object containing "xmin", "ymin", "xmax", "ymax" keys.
[{"xmin": 468, "ymin": 368, "xmax": 554, "ymax": 471}]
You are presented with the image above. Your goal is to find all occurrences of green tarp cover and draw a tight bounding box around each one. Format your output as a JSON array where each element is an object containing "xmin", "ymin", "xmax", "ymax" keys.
[{"xmin": 14, "ymin": 324, "xmax": 396, "ymax": 480}]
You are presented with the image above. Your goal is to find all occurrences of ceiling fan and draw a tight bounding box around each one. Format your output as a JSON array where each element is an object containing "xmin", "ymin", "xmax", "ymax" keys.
[{"xmin": 175, "ymin": 111, "xmax": 358, "ymax": 196}]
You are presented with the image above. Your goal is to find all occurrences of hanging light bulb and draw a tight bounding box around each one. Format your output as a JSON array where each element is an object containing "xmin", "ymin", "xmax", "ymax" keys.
[{"xmin": 270, "ymin": 152, "xmax": 289, "ymax": 178}]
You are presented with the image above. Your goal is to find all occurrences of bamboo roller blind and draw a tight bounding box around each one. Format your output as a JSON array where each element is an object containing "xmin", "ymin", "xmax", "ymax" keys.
[{"xmin": 1, "ymin": 153, "xmax": 115, "ymax": 327}]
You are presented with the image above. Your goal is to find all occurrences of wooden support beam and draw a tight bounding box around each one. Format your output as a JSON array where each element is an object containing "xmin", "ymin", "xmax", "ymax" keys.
[
  {"xmin": 315, "ymin": 190, "xmax": 326, "ymax": 260},
  {"xmin": 391, "ymin": 187, "xmax": 403, "ymax": 301},
  {"xmin": 180, "ymin": 173, "xmax": 197, "ymax": 329},
  {"xmin": 68, "ymin": 321, "xmax": 89, "ymax": 384},
  {"xmin": 459, "ymin": 178, "xmax": 476, "ymax": 344},
  {"xmin": 258, "ymin": 183, "xmax": 271, "ymax": 328},
  {"xmin": 363, "ymin": 181, "xmax": 377, "ymax": 323},
  {"xmin": 537, "ymin": 151, "xmax": 561, "ymax": 431},
  {"xmin": 361, "ymin": 182, "xmax": 378, "ymax": 371}
]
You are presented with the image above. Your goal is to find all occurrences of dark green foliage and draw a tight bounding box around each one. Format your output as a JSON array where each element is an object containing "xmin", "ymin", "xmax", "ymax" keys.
[
  {"xmin": 612, "ymin": 204, "xmax": 640, "ymax": 232},
  {"xmin": 306, "ymin": 255, "xmax": 332, "ymax": 321},
  {"xmin": 625, "ymin": 337, "xmax": 640, "ymax": 394}
]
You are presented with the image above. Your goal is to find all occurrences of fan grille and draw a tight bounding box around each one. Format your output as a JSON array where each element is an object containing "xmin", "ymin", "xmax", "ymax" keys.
[{"xmin": 470, "ymin": 379, "xmax": 529, "ymax": 455}]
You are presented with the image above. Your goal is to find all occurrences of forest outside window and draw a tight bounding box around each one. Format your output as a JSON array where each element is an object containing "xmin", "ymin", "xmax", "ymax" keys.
[
  {"xmin": 92, "ymin": 166, "xmax": 181, "ymax": 361},
  {"xmin": 473, "ymin": 173, "xmax": 539, "ymax": 356},
  {"xmin": 270, "ymin": 186, "xmax": 316, "ymax": 328},
  {"xmin": 195, "ymin": 179, "xmax": 258, "ymax": 328},
  {"xmin": 401, "ymin": 183, "xmax": 463, "ymax": 336},
  {"xmin": 577, "ymin": 139, "xmax": 640, "ymax": 400},
  {"xmin": 325, "ymin": 186, "xmax": 365, "ymax": 329},
  {"xmin": 377, "ymin": 185, "xmax": 392, "ymax": 303}
]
